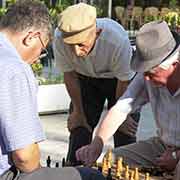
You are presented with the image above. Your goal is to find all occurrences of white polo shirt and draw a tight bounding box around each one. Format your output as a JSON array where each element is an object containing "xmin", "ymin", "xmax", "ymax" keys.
[
  {"xmin": 115, "ymin": 73, "xmax": 180, "ymax": 147},
  {"xmin": 53, "ymin": 18, "xmax": 135, "ymax": 81}
]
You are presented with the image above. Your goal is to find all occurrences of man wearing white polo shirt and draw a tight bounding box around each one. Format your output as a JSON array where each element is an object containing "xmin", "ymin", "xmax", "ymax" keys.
[
  {"xmin": 76, "ymin": 21, "xmax": 180, "ymax": 180},
  {"xmin": 54, "ymin": 3, "xmax": 140, "ymax": 165}
]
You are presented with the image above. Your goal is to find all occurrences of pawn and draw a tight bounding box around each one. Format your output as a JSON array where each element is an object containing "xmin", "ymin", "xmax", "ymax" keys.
[
  {"xmin": 62, "ymin": 157, "xmax": 66, "ymax": 167},
  {"xmin": 134, "ymin": 167, "xmax": 139, "ymax": 180},
  {"xmin": 130, "ymin": 171, "xmax": 135, "ymax": 180},
  {"xmin": 55, "ymin": 162, "xmax": 59, "ymax": 168},
  {"xmin": 46, "ymin": 156, "xmax": 51, "ymax": 167},
  {"xmin": 124, "ymin": 165, "xmax": 129, "ymax": 180},
  {"xmin": 115, "ymin": 157, "xmax": 123, "ymax": 179},
  {"xmin": 102, "ymin": 157, "xmax": 108, "ymax": 174},
  {"xmin": 145, "ymin": 172, "xmax": 150, "ymax": 180},
  {"xmin": 116, "ymin": 157, "xmax": 123, "ymax": 172},
  {"xmin": 106, "ymin": 148, "xmax": 113, "ymax": 165}
]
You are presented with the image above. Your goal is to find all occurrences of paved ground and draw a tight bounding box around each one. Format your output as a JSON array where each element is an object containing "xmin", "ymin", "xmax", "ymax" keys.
[{"xmin": 39, "ymin": 104, "xmax": 157, "ymax": 167}]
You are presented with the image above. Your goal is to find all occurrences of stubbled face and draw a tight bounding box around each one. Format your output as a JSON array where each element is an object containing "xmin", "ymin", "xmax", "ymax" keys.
[
  {"xmin": 143, "ymin": 64, "xmax": 175, "ymax": 87},
  {"xmin": 70, "ymin": 29, "xmax": 97, "ymax": 57}
]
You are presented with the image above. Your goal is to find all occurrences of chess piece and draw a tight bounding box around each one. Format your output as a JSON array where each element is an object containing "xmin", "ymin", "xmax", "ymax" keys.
[
  {"xmin": 106, "ymin": 149, "xmax": 113, "ymax": 166},
  {"xmin": 117, "ymin": 157, "xmax": 123, "ymax": 172},
  {"xmin": 46, "ymin": 156, "xmax": 51, "ymax": 167},
  {"xmin": 62, "ymin": 157, "xmax": 66, "ymax": 167},
  {"xmin": 55, "ymin": 162, "xmax": 59, "ymax": 168},
  {"xmin": 97, "ymin": 165, "xmax": 102, "ymax": 172},
  {"xmin": 134, "ymin": 167, "xmax": 139, "ymax": 180},
  {"xmin": 130, "ymin": 171, "xmax": 135, "ymax": 180},
  {"xmin": 145, "ymin": 172, "xmax": 150, "ymax": 180},
  {"xmin": 115, "ymin": 157, "xmax": 123, "ymax": 179},
  {"xmin": 106, "ymin": 168, "xmax": 113, "ymax": 180},
  {"xmin": 102, "ymin": 157, "xmax": 108, "ymax": 174},
  {"xmin": 124, "ymin": 165, "xmax": 129, "ymax": 180}
]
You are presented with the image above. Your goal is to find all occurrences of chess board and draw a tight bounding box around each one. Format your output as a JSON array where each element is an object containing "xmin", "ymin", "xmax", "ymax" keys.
[
  {"xmin": 93, "ymin": 149, "xmax": 174, "ymax": 180},
  {"xmin": 93, "ymin": 163, "xmax": 174, "ymax": 180}
]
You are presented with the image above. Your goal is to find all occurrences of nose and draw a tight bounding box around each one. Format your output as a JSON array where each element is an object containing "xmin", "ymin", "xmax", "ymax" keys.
[
  {"xmin": 74, "ymin": 45, "xmax": 82, "ymax": 56},
  {"xmin": 144, "ymin": 73, "xmax": 150, "ymax": 81}
]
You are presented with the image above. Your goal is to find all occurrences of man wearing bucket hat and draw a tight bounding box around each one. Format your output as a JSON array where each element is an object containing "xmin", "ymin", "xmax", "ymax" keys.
[
  {"xmin": 76, "ymin": 21, "xmax": 180, "ymax": 179},
  {"xmin": 53, "ymin": 3, "xmax": 140, "ymax": 165}
]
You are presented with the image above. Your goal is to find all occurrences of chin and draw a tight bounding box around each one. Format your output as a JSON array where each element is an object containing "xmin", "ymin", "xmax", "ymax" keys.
[{"xmin": 77, "ymin": 54, "xmax": 88, "ymax": 57}]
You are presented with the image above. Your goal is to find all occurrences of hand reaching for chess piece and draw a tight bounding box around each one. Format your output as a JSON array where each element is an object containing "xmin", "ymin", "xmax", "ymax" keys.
[{"xmin": 76, "ymin": 136, "xmax": 103, "ymax": 166}]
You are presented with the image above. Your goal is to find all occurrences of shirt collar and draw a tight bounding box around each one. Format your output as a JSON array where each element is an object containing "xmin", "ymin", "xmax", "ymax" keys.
[{"xmin": 0, "ymin": 32, "xmax": 26, "ymax": 64}]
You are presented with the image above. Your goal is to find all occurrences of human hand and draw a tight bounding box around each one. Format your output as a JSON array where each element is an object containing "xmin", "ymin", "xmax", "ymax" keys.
[
  {"xmin": 118, "ymin": 115, "xmax": 138, "ymax": 137},
  {"xmin": 155, "ymin": 149, "xmax": 178, "ymax": 171},
  {"xmin": 76, "ymin": 136, "xmax": 103, "ymax": 166},
  {"xmin": 67, "ymin": 110, "xmax": 92, "ymax": 132}
]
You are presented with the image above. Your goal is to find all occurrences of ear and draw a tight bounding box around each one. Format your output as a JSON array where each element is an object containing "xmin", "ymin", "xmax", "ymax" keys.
[
  {"xmin": 22, "ymin": 31, "xmax": 40, "ymax": 47},
  {"xmin": 96, "ymin": 28, "xmax": 102, "ymax": 39}
]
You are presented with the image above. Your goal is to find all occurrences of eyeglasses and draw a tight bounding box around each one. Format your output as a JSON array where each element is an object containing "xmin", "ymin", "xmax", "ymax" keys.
[{"xmin": 38, "ymin": 35, "xmax": 49, "ymax": 60}]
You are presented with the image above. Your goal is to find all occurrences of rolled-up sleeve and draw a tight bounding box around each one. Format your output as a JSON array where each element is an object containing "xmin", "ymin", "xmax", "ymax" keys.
[{"xmin": 115, "ymin": 73, "xmax": 149, "ymax": 114}]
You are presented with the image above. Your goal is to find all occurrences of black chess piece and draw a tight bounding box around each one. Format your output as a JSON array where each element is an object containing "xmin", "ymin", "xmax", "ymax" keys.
[
  {"xmin": 106, "ymin": 168, "xmax": 113, "ymax": 180},
  {"xmin": 55, "ymin": 162, "xmax": 59, "ymax": 168},
  {"xmin": 62, "ymin": 157, "xmax": 66, "ymax": 167},
  {"xmin": 46, "ymin": 156, "xmax": 51, "ymax": 167}
]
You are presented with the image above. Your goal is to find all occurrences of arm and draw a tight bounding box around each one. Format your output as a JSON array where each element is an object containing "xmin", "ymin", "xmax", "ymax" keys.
[
  {"xmin": 0, "ymin": 71, "xmax": 45, "ymax": 173},
  {"xmin": 95, "ymin": 104, "xmax": 128, "ymax": 144},
  {"xmin": 12, "ymin": 143, "xmax": 41, "ymax": 173},
  {"xmin": 64, "ymin": 71, "xmax": 91, "ymax": 132},
  {"xmin": 76, "ymin": 73, "xmax": 148, "ymax": 165},
  {"xmin": 64, "ymin": 71, "xmax": 83, "ymax": 114}
]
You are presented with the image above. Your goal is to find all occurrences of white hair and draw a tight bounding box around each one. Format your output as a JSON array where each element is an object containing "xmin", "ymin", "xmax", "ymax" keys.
[{"xmin": 159, "ymin": 46, "xmax": 180, "ymax": 70}]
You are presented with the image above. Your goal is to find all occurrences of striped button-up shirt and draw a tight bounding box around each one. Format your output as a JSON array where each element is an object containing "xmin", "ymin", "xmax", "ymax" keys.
[
  {"xmin": 0, "ymin": 33, "xmax": 45, "ymax": 175},
  {"xmin": 116, "ymin": 73, "xmax": 180, "ymax": 147}
]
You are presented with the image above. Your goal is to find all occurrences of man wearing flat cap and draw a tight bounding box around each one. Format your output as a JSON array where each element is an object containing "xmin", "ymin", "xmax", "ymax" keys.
[
  {"xmin": 53, "ymin": 3, "xmax": 140, "ymax": 165},
  {"xmin": 76, "ymin": 21, "xmax": 180, "ymax": 179}
]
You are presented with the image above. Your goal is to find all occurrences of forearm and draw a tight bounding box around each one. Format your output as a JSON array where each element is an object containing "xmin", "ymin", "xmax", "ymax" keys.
[
  {"xmin": 64, "ymin": 71, "xmax": 83, "ymax": 112},
  {"xmin": 12, "ymin": 143, "xmax": 41, "ymax": 173},
  {"xmin": 115, "ymin": 80, "xmax": 130, "ymax": 99},
  {"xmin": 95, "ymin": 105, "xmax": 127, "ymax": 144}
]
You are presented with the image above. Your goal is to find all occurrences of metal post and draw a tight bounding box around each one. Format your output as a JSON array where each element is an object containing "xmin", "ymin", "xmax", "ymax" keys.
[
  {"xmin": 0, "ymin": 0, "xmax": 6, "ymax": 7},
  {"xmin": 90, "ymin": 0, "xmax": 93, "ymax": 5},
  {"xmin": 108, "ymin": 0, "xmax": 112, "ymax": 18}
]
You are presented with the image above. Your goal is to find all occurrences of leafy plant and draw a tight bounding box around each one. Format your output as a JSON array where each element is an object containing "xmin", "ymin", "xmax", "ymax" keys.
[
  {"xmin": 0, "ymin": 7, "xmax": 7, "ymax": 17},
  {"xmin": 31, "ymin": 62, "xmax": 43, "ymax": 77},
  {"xmin": 164, "ymin": 11, "xmax": 180, "ymax": 31},
  {"xmin": 169, "ymin": 0, "xmax": 177, "ymax": 10},
  {"xmin": 144, "ymin": 15, "xmax": 160, "ymax": 24},
  {"xmin": 38, "ymin": 73, "xmax": 64, "ymax": 85}
]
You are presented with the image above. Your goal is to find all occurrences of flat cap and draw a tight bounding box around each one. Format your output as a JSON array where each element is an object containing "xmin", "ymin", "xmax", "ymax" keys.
[{"xmin": 58, "ymin": 3, "xmax": 96, "ymax": 44}]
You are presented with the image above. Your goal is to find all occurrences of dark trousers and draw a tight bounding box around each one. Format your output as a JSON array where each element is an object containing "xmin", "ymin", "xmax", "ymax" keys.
[
  {"xmin": 66, "ymin": 74, "xmax": 140, "ymax": 165},
  {"xmin": 0, "ymin": 166, "xmax": 105, "ymax": 180}
]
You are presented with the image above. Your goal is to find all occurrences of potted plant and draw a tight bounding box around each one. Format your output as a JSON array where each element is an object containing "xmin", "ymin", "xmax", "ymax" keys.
[{"xmin": 164, "ymin": 11, "xmax": 180, "ymax": 33}]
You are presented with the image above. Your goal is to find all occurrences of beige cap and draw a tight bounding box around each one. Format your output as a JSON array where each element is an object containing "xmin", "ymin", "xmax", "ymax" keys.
[{"xmin": 58, "ymin": 3, "xmax": 96, "ymax": 44}]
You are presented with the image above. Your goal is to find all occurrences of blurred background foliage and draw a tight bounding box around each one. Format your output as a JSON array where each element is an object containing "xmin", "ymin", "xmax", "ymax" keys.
[{"xmin": 0, "ymin": 0, "xmax": 179, "ymax": 84}]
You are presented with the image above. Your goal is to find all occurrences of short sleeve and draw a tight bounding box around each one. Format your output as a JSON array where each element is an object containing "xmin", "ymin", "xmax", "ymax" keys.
[
  {"xmin": 0, "ymin": 72, "xmax": 45, "ymax": 151},
  {"xmin": 112, "ymin": 38, "xmax": 135, "ymax": 81},
  {"xmin": 116, "ymin": 73, "xmax": 149, "ymax": 114}
]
